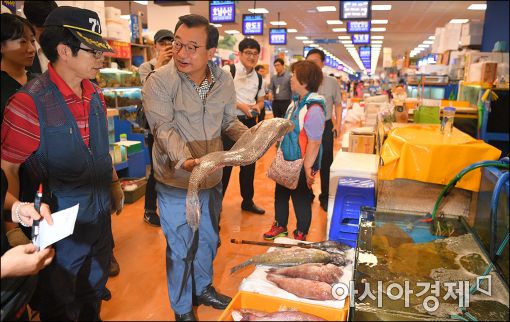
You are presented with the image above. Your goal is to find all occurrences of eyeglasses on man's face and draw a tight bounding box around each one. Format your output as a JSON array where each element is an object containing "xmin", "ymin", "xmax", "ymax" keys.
[
  {"xmin": 172, "ymin": 39, "xmax": 204, "ymax": 54},
  {"xmin": 71, "ymin": 45, "xmax": 104, "ymax": 59},
  {"xmin": 242, "ymin": 50, "xmax": 259, "ymax": 57}
]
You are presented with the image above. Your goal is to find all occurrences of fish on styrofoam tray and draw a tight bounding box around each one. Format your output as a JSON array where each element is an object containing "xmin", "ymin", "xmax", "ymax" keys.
[{"xmin": 238, "ymin": 237, "xmax": 355, "ymax": 309}]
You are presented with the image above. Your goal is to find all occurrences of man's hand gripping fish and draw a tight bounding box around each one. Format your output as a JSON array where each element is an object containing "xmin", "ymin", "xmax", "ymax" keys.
[{"xmin": 186, "ymin": 118, "xmax": 294, "ymax": 231}]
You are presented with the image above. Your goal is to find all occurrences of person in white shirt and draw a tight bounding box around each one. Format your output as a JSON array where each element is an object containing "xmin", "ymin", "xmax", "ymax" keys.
[
  {"xmin": 221, "ymin": 38, "xmax": 266, "ymax": 215},
  {"xmin": 23, "ymin": 1, "xmax": 57, "ymax": 75}
]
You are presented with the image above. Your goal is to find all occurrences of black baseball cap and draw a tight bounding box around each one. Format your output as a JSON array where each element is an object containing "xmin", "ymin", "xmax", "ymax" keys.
[
  {"xmin": 154, "ymin": 29, "xmax": 174, "ymax": 43},
  {"xmin": 44, "ymin": 6, "xmax": 113, "ymax": 52}
]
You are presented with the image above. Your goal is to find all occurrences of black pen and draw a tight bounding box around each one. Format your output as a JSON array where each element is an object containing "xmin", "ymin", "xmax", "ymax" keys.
[{"xmin": 32, "ymin": 184, "xmax": 42, "ymax": 250}]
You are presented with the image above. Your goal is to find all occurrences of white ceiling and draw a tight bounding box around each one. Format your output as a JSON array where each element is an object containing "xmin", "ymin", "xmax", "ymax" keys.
[
  {"xmin": 18, "ymin": 0, "xmax": 487, "ymax": 72},
  {"xmin": 187, "ymin": 1, "xmax": 487, "ymax": 72}
]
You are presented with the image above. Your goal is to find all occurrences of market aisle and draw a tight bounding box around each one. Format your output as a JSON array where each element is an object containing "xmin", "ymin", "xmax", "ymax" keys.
[{"xmin": 101, "ymin": 126, "xmax": 342, "ymax": 321}]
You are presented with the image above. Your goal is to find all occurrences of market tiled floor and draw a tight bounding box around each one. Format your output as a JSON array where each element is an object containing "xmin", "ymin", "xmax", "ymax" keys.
[{"xmin": 101, "ymin": 121, "xmax": 343, "ymax": 321}]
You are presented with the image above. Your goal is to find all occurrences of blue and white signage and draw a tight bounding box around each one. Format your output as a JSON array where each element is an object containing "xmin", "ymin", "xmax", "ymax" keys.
[
  {"xmin": 269, "ymin": 28, "xmax": 287, "ymax": 45},
  {"xmin": 346, "ymin": 21, "xmax": 370, "ymax": 33},
  {"xmin": 242, "ymin": 14, "xmax": 264, "ymax": 35},
  {"xmin": 209, "ymin": 1, "xmax": 235, "ymax": 23},
  {"xmin": 303, "ymin": 46, "xmax": 314, "ymax": 58},
  {"xmin": 340, "ymin": 1, "xmax": 371, "ymax": 21},
  {"xmin": 351, "ymin": 33, "xmax": 370, "ymax": 45},
  {"xmin": 359, "ymin": 46, "xmax": 371, "ymax": 68}
]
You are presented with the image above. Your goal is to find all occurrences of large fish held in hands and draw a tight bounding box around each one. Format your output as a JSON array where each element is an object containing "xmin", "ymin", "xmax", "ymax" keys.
[
  {"xmin": 186, "ymin": 118, "xmax": 294, "ymax": 231},
  {"xmin": 267, "ymin": 263, "xmax": 343, "ymax": 284},
  {"xmin": 266, "ymin": 273, "xmax": 335, "ymax": 301},
  {"xmin": 232, "ymin": 309, "xmax": 326, "ymax": 321},
  {"xmin": 230, "ymin": 248, "xmax": 349, "ymax": 274}
]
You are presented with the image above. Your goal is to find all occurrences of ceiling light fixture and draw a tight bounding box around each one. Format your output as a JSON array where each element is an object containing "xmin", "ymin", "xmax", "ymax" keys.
[
  {"xmin": 134, "ymin": 0, "xmax": 148, "ymax": 4},
  {"xmin": 270, "ymin": 21, "xmax": 287, "ymax": 26},
  {"xmin": 316, "ymin": 6, "xmax": 336, "ymax": 12},
  {"xmin": 341, "ymin": 40, "xmax": 353, "ymax": 44},
  {"xmin": 372, "ymin": 4, "xmax": 392, "ymax": 11},
  {"xmin": 372, "ymin": 40, "xmax": 383, "ymax": 44},
  {"xmin": 225, "ymin": 30, "xmax": 240, "ymax": 34},
  {"xmin": 303, "ymin": 40, "xmax": 314, "ymax": 44},
  {"xmin": 423, "ymin": 40, "xmax": 434, "ymax": 44},
  {"xmin": 248, "ymin": 8, "xmax": 269, "ymax": 14},
  {"xmin": 327, "ymin": 20, "xmax": 343, "ymax": 25},
  {"xmin": 309, "ymin": 44, "xmax": 319, "ymax": 47},
  {"xmin": 418, "ymin": 44, "xmax": 430, "ymax": 48},
  {"xmin": 372, "ymin": 36, "xmax": 384, "ymax": 40},
  {"xmin": 211, "ymin": 23, "xmax": 222, "ymax": 28},
  {"xmin": 295, "ymin": 36, "xmax": 308, "ymax": 40},
  {"xmin": 287, "ymin": 29, "xmax": 298, "ymax": 33},
  {"xmin": 332, "ymin": 28, "xmax": 347, "ymax": 32},
  {"xmin": 467, "ymin": 4, "xmax": 487, "ymax": 10},
  {"xmin": 371, "ymin": 19, "xmax": 388, "ymax": 24},
  {"xmin": 338, "ymin": 36, "xmax": 351, "ymax": 39},
  {"xmin": 429, "ymin": 35, "xmax": 436, "ymax": 40},
  {"xmin": 449, "ymin": 19, "xmax": 469, "ymax": 24},
  {"xmin": 371, "ymin": 27, "xmax": 386, "ymax": 32}
]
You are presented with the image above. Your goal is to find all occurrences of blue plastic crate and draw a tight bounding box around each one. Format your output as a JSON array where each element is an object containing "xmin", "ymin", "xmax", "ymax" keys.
[{"xmin": 329, "ymin": 177, "xmax": 376, "ymax": 244}]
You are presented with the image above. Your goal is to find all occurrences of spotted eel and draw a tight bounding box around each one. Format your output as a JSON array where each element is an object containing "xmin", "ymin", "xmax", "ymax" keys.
[{"xmin": 186, "ymin": 118, "xmax": 294, "ymax": 231}]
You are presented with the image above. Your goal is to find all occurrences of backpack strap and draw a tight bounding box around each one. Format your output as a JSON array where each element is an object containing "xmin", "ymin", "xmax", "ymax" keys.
[
  {"xmin": 229, "ymin": 64, "xmax": 236, "ymax": 79},
  {"xmin": 255, "ymin": 72, "xmax": 262, "ymax": 101}
]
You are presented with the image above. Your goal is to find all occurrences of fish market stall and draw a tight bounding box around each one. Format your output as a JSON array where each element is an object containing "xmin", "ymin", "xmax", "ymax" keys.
[
  {"xmin": 224, "ymin": 237, "xmax": 353, "ymax": 321},
  {"xmin": 350, "ymin": 208, "xmax": 509, "ymax": 321}
]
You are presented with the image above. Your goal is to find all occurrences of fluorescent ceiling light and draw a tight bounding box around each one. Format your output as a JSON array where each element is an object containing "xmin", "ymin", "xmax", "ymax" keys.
[
  {"xmin": 372, "ymin": 40, "xmax": 383, "ymax": 44},
  {"xmin": 372, "ymin": 44, "xmax": 382, "ymax": 48},
  {"xmin": 429, "ymin": 35, "xmax": 436, "ymax": 40},
  {"xmin": 211, "ymin": 23, "xmax": 222, "ymax": 28},
  {"xmin": 345, "ymin": 44, "xmax": 355, "ymax": 48},
  {"xmin": 303, "ymin": 40, "xmax": 314, "ymax": 44},
  {"xmin": 371, "ymin": 19, "xmax": 388, "ymax": 24},
  {"xmin": 309, "ymin": 44, "xmax": 319, "ymax": 47},
  {"xmin": 418, "ymin": 44, "xmax": 430, "ymax": 48},
  {"xmin": 449, "ymin": 19, "xmax": 469, "ymax": 24},
  {"xmin": 338, "ymin": 36, "xmax": 351, "ymax": 40},
  {"xmin": 248, "ymin": 8, "xmax": 269, "ymax": 14},
  {"xmin": 134, "ymin": 0, "xmax": 148, "ymax": 4},
  {"xmin": 372, "ymin": 36, "xmax": 384, "ymax": 40},
  {"xmin": 120, "ymin": 15, "xmax": 131, "ymax": 20},
  {"xmin": 468, "ymin": 4, "xmax": 487, "ymax": 10},
  {"xmin": 371, "ymin": 27, "xmax": 386, "ymax": 32},
  {"xmin": 372, "ymin": 4, "xmax": 392, "ymax": 11},
  {"xmin": 270, "ymin": 21, "xmax": 287, "ymax": 26},
  {"xmin": 327, "ymin": 20, "xmax": 343, "ymax": 25},
  {"xmin": 295, "ymin": 36, "xmax": 308, "ymax": 40},
  {"xmin": 341, "ymin": 40, "xmax": 352, "ymax": 44},
  {"xmin": 316, "ymin": 6, "xmax": 336, "ymax": 12},
  {"xmin": 225, "ymin": 30, "xmax": 240, "ymax": 34},
  {"xmin": 332, "ymin": 28, "xmax": 347, "ymax": 32},
  {"xmin": 287, "ymin": 29, "xmax": 298, "ymax": 33},
  {"xmin": 423, "ymin": 40, "xmax": 434, "ymax": 44}
]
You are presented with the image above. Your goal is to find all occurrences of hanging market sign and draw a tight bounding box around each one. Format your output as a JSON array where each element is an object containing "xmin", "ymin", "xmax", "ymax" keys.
[
  {"xmin": 269, "ymin": 28, "xmax": 287, "ymax": 45},
  {"xmin": 340, "ymin": 1, "xmax": 372, "ymax": 21},
  {"xmin": 209, "ymin": 1, "xmax": 235, "ymax": 23},
  {"xmin": 346, "ymin": 21, "xmax": 371, "ymax": 33},
  {"xmin": 351, "ymin": 33, "xmax": 370, "ymax": 45},
  {"xmin": 242, "ymin": 14, "xmax": 264, "ymax": 35}
]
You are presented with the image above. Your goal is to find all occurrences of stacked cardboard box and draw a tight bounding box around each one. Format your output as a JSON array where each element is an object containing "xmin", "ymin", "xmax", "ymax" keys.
[{"xmin": 460, "ymin": 22, "xmax": 483, "ymax": 47}]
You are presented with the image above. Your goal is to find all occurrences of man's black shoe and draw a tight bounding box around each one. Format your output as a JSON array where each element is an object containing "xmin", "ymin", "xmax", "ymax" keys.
[
  {"xmin": 144, "ymin": 210, "xmax": 161, "ymax": 227},
  {"xmin": 320, "ymin": 201, "xmax": 328, "ymax": 212},
  {"xmin": 175, "ymin": 311, "xmax": 196, "ymax": 321},
  {"xmin": 241, "ymin": 203, "xmax": 265, "ymax": 215},
  {"xmin": 196, "ymin": 285, "xmax": 231, "ymax": 310},
  {"xmin": 109, "ymin": 254, "xmax": 120, "ymax": 277}
]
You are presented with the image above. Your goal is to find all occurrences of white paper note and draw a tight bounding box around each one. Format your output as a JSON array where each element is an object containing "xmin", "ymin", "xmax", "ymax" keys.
[{"xmin": 35, "ymin": 204, "xmax": 79, "ymax": 250}]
